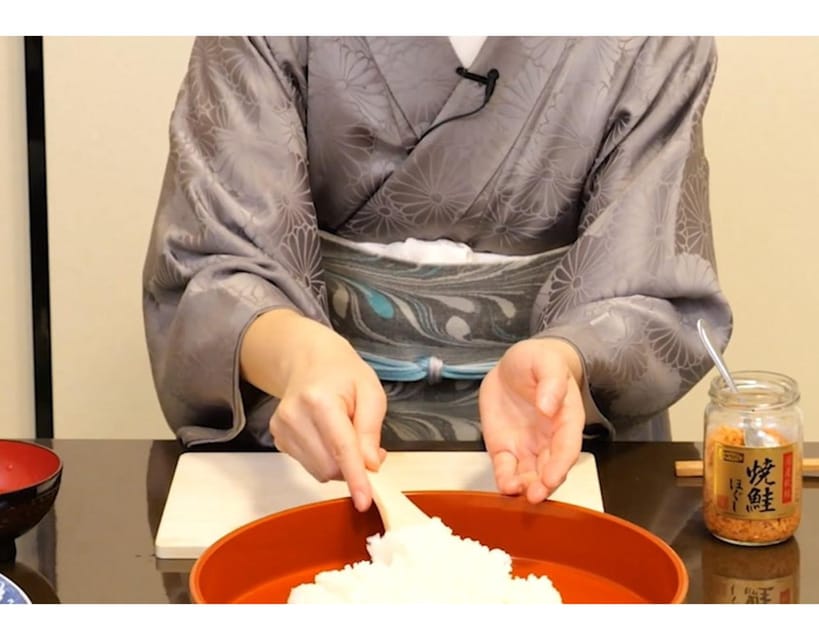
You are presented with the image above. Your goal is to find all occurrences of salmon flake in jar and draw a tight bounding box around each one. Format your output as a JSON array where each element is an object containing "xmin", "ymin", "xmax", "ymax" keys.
[{"xmin": 702, "ymin": 370, "xmax": 803, "ymax": 546}]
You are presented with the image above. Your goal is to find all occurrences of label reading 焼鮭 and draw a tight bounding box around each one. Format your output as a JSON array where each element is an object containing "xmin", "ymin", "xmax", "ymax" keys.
[{"xmin": 712, "ymin": 443, "xmax": 796, "ymax": 520}]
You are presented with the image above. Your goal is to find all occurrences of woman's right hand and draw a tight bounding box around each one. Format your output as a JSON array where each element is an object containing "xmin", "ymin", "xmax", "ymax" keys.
[{"xmin": 239, "ymin": 309, "xmax": 388, "ymax": 512}]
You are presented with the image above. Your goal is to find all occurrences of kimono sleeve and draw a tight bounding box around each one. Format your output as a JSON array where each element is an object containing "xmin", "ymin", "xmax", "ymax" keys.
[
  {"xmin": 532, "ymin": 37, "xmax": 733, "ymax": 434},
  {"xmin": 142, "ymin": 36, "xmax": 329, "ymax": 446}
]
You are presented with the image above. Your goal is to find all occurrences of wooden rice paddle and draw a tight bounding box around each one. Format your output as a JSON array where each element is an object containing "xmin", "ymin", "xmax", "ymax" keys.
[{"xmin": 366, "ymin": 470, "xmax": 434, "ymax": 531}]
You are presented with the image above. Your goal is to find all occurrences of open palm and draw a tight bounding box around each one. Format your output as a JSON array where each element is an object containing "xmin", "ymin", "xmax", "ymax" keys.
[{"xmin": 479, "ymin": 339, "xmax": 585, "ymax": 503}]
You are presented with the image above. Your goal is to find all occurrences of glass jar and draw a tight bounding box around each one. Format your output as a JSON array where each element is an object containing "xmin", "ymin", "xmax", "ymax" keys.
[{"xmin": 702, "ymin": 370, "xmax": 803, "ymax": 546}]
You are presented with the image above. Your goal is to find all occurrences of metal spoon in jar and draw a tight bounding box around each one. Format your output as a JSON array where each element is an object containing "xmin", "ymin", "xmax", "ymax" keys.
[{"xmin": 696, "ymin": 319, "xmax": 777, "ymax": 447}]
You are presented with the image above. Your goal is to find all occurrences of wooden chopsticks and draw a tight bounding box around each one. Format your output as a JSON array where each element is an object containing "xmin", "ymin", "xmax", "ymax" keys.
[{"xmin": 675, "ymin": 458, "xmax": 819, "ymax": 477}]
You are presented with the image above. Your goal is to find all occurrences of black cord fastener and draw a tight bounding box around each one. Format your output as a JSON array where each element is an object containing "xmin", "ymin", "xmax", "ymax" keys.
[{"xmin": 412, "ymin": 67, "xmax": 500, "ymax": 148}]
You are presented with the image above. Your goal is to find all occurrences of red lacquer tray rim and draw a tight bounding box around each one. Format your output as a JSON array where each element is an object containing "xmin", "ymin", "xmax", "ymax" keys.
[{"xmin": 189, "ymin": 490, "xmax": 689, "ymax": 605}]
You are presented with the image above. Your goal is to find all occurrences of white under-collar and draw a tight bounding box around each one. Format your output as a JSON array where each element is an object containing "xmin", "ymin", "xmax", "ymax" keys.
[{"xmin": 448, "ymin": 36, "xmax": 487, "ymax": 67}]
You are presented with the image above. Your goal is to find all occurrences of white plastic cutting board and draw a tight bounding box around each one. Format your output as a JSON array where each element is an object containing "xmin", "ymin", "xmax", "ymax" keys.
[{"xmin": 154, "ymin": 451, "xmax": 603, "ymax": 559}]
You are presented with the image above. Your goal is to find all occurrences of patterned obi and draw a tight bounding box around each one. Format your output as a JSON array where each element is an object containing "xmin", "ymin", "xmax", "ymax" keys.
[{"xmin": 319, "ymin": 231, "xmax": 570, "ymax": 384}]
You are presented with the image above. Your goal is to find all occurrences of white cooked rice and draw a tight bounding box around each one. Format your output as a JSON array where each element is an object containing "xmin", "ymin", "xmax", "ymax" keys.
[{"xmin": 287, "ymin": 517, "xmax": 563, "ymax": 604}]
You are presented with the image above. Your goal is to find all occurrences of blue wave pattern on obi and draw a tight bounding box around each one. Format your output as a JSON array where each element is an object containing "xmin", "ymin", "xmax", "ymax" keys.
[{"xmin": 320, "ymin": 232, "xmax": 570, "ymax": 383}]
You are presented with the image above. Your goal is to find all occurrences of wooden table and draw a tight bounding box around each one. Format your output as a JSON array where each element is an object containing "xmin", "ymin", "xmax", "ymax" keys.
[{"xmin": 6, "ymin": 438, "xmax": 818, "ymax": 604}]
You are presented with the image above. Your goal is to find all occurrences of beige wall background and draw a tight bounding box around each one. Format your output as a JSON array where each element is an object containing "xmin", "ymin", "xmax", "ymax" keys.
[
  {"xmin": 0, "ymin": 37, "xmax": 35, "ymax": 439},
  {"xmin": 43, "ymin": 36, "xmax": 194, "ymax": 438},
  {"xmin": 1, "ymin": 36, "xmax": 815, "ymax": 442}
]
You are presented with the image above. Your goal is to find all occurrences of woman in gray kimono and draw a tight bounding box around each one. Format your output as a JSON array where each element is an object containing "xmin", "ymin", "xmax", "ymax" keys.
[{"xmin": 142, "ymin": 36, "xmax": 732, "ymax": 512}]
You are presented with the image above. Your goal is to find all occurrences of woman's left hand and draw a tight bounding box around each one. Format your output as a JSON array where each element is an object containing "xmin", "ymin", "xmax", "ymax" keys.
[{"xmin": 478, "ymin": 338, "xmax": 586, "ymax": 503}]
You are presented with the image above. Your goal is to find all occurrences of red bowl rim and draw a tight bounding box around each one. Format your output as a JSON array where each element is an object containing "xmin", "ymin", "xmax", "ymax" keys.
[
  {"xmin": 188, "ymin": 490, "xmax": 689, "ymax": 605},
  {"xmin": 0, "ymin": 439, "xmax": 63, "ymax": 495}
]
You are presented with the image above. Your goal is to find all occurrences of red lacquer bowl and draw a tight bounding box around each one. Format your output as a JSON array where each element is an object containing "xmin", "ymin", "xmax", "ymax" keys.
[
  {"xmin": 190, "ymin": 491, "xmax": 688, "ymax": 604},
  {"xmin": 0, "ymin": 440, "xmax": 63, "ymax": 563}
]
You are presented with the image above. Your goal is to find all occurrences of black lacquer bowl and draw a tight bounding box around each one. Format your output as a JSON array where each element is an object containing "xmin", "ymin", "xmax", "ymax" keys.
[{"xmin": 0, "ymin": 440, "xmax": 62, "ymax": 563}]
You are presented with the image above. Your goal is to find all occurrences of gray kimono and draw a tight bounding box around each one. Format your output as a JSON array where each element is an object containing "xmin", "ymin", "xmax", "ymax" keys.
[{"xmin": 142, "ymin": 36, "xmax": 733, "ymax": 448}]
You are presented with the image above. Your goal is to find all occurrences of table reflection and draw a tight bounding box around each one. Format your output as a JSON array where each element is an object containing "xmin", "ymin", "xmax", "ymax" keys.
[
  {"xmin": 701, "ymin": 536, "xmax": 800, "ymax": 604},
  {"xmin": 1, "ymin": 507, "xmax": 59, "ymax": 604},
  {"xmin": 8, "ymin": 423, "xmax": 811, "ymax": 603}
]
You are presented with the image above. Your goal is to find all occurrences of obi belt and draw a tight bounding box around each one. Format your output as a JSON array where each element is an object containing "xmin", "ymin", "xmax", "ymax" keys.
[{"xmin": 319, "ymin": 231, "xmax": 570, "ymax": 385}]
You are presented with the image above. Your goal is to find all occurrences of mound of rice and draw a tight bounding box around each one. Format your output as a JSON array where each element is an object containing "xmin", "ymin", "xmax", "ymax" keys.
[{"xmin": 287, "ymin": 517, "xmax": 563, "ymax": 604}]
